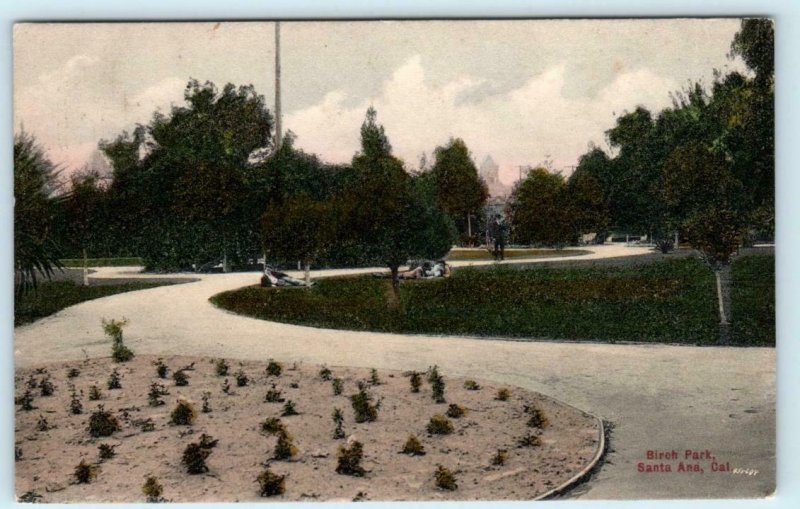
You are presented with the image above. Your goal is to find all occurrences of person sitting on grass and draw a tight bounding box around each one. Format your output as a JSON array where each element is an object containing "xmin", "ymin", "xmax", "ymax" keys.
[
  {"xmin": 261, "ymin": 266, "xmax": 314, "ymax": 287},
  {"xmin": 424, "ymin": 260, "xmax": 451, "ymax": 279}
]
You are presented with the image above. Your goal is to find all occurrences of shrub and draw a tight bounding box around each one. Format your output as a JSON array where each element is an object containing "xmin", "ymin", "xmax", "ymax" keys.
[
  {"xmin": 16, "ymin": 390, "xmax": 34, "ymax": 411},
  {"xmin": 430, "ymin": 374, "xmax": 446, "ymax": 404},
  {"xmin": 261, "ymin": 417, "xmax": 285, "ymax": 435},
  {"xmin": 214, "ymin": 358, "xmax": 230, "ymax": 376},
  {"xmin": 18, "ymin": 491, "xmax": 42, "ymax": 503},
  {"xmin": 107, "ymin": 369, "xmax": 122, "ymax": 390},
  {"xmin": 401, "ymin": 434, "xmax": 425, "ymax": 456},
  {"xmin": 524, "ymin": 404, "xmax": 549, "ymax": 429},
  {"xmin": 256, "ymin": 468, "xmax": 286, "ymax": 497},
  {"xmin": 153, "ymin": 359, "xmax": 168, "ymax": 379},
  {"xmin": 235, "ymin": 369, "xmax": 249, "ymax": 387},
  {"xmin": 67, "ymin": 367, "xmax": 81, "ymax": 378},
  {"xmin": 74, "ymin": 459, "xmax": 99, "ymax": 484},
  {"xmin": 88, "ymin": 406, "xmax": 120, "ymax": 437},
  {"xmin": 350, "ymin": 385, "xmax": 378, "ymax": 423},
  {"xmin": 222, "ymin": 378, "xmax": 231, "ymax": 394},
  {"xmin": 336, "ymin": 440, "xmax": 365, "ymax": 476},
  {"xmin": 104, "ymin": 318, "xmax": 134, "ymax": 363},
  {"xmin": 112, "ymin": 343, "xmax": 135, "ymax": 363},
  {"xmin": 332, "ymin": 378, "xmax": 343, "ymax": 396},
  {"xmin": 319, "ymin": 366, "xmax": 332, "ymax": 381},
  {"xmin": 409, "ymin": 372, "xmax": 422, "ymax": 393},
  {"xmin": 289, "ymin": 382, "xmax": 299, "ymax": 389},
  {"xmin": 281, "ymin": 400, "xmax": 298, "ymax": 416},
  {"xmin": 199, "ymin": 433, "xmax": 218, "ymax": 449},
  {"xmin": 26, "ymin": 374, "xmax": 38, "ymax": 390},
  {"xmin": 98, "ymin": 443, "xmax": 116, "ymax": 460},
  {"xmin": 426, "ymin": 414, "xmax": 454, "ymax": 435},
  {"xmin": 518, "ymin": 433, "xmax": 541, "ymax": 448},
  {"xmin": 463, "ymin": 380, "xmax": 481, "ymax": 390},
  {"xmin": 491, "ymin": 449, "xmax": 508, "ymax": 466},
  {"xmin": 15, "ymin": 446, "xmax": 22, "ymax": 462},
  {"xmin": 445, "ymin": 404, "xmax": 465, "ymax": 419},
  {"xmin": 148, "ymin": 382, "xmax": 169, "ymax": 407},
  {"xmin": 142, "ymin": 476, "xmax": 164, "ymax": 502},
  {"xmin": 265, "ymin": 384, "xmax": 284, "ymax": 403},
  {"xmin": 273, "ymin": 430, "xmax": 298, "ymax": 460},
  {"xmin": 655, "ymin": 238, "xmax": 675, "ymax": 254},
  {"xmin": 182, "ymin": 442, "xmax": 211, "ymax": 474},
  {"xmin": 369, "ymin": 368, "xmax": 381, "ymax": 385},
  {"xmin": 169, "ymin": 400, "xmax": 196, "ymax": 426},
  {"xmin": 495, "ymin": 388, "xmax": 510, "ymax": 401},
  {"xmin": 426, "ymin": 365, "xmax": 441, "ymax": 384},
  {"xmin": 36, "ymin": 415, "xmax": 51, "ymax": 432},
  {"xmin": 69, "ymin": 386, "xmax": 83, "ymax": 415},
  {"xmin": 136, "ymin": 418, "xmax": 155, "ymax": 432},
  {"xmin": 172, "ymin": 369, "xmax": 189, "ymax": 387},
  {"xmin": 201, "ymin": 391, "xmax": 212, "ymax": 413},
  {"xmin": 39, "ymin": 375, "xmax": 55, "ymax": 397},
  {"xmin": 266, "ymin": 359, "xmax": 283, "ymax": 377},
  {"xmin": 434, "ymin": 465, "xmax": 457, "ymax": 490},
  {"xmin": 332, "ymin": 408, "xmax": 345, "ymax": 439},
  {"xmin": 88, "ymin": 385, "xmax": 102, "ymax": 401}
]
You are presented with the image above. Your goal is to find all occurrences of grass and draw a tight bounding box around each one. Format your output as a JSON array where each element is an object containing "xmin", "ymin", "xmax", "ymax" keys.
[
  {"xmin": 15, "ymin": 281, "xmax": 179, "ymax": 327},
  {"xmin": 210, "ymin": 254, "xmax": 775, "ymax": 346},
  {"xmin": 445, "ymin": 248, "xmax": 591, "ymax": 261},
  {"xmin": 59, "ymin": 257, "xmax": 143, "ymax": 267}
]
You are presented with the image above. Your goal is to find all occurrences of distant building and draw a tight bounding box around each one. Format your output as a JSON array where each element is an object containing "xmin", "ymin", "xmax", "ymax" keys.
[{"xmin": 479, "ymin": 155, "xmax": 511, "ymax": 198}]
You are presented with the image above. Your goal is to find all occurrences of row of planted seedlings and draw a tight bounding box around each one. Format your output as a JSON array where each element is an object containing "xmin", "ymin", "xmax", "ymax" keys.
[{"xmin": 16, "ymin": 318, "xmax": 551, "ymax": 501}]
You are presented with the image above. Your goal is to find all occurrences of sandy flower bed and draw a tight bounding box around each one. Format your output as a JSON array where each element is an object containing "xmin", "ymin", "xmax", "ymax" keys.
[{"xmin": 15, "ymin": 355, "xmax": 601, "ymax": 502}]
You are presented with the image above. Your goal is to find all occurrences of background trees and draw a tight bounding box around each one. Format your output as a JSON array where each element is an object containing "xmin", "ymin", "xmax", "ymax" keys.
[{"xmin": 507, "ymin": 167, "xmax": 575, "ymax": 247}]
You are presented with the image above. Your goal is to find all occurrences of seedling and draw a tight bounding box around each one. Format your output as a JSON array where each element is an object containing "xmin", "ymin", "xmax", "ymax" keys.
[
  {"xmin": 265, "ymin": 384, "xmax": 284, "ymax": 403},
  {"xmin": 495, "ymin": 388, "xmax": 510, "ymax": 401},
  {"xmin": 172, "ymin": 369, "xmax": 189, "ymax": 387},
  {"xmin": 332, "ymin": 378, "xmax": 343, "ymax": 396},
  {"xmin": 142, "ymin": 476, "xmax": 164, "ymax": 502},
  {"xmin": 153, "ymin": 359, "xmax": 169, "ymax": 379},
  {"xmin": 430, "ymin": 374, "xmax": 446, "ymax": 404},
  {"xmin": 67, "ymin": 367, "xmax": 81, "ymax": 378},
  {"xmin": 336, "ymin": 440, "xmax": 365, "ymax": 476},
  {"xmin": 39, "ymin": 375, "xmax": 55, "ymax": 397},
  {"xmin": 266, "ymin": 359, "xmax": 283, "ymax": 377},
  {"xmin": 74, "ymin": 459, "xmax": 99, "ymax": 484},
  {"xmin": 463, "ymin": 380, "xmax": 481, "ymax": 390},
  {"xmin": 69, "ymin": 385, "xmax": 83, "ymax": 415},
  {"xmin": 491, "ymin": 449, "xmax": 508, "ymax": 466},
  {"xmin": 104, "ymin": 318, "xmax": 134, "ymax": 363},
  {"xmin": 36, "ymin": 415, "xmax": 51, "ymax": 432},
  {"xmin": 409, "ymin": 372, "xmax": 422, "ymax": 393},
  {"xmin": 201, "ymin": 391, "xmax": 212, "ymax": 413},
  {"xmin": 182, "ymin": 442, "xmax": 211, "ymax": 474},
  {"xmin": 98, "ymin": 444, "xmax": 117, "ymax": 460},
  {"xmin": 517, "ymin": 433, "xmax": 542, "ymax": 448},
  {"xmin": 256, "ymin": 468, "xmax": 286, "ymax": 497},
  {"xmin": 16, "ymin": 390, "xmax": 34, "ymax": 411},
  {"xmin": 524, "ymin": 404, "xmax": 549, "ymax": 429},
  {"xmin": 18, "ymin": 491, "xmax": 41, "ymax": 503},
  {"xmin": 350, "ymin": 385, "xmax": 378, "ymax": 423},
  {"xmin": 88, "ymin": 405, "xmax": 120, "ymax": 437},
  {"xmin": 401, "ymin": 434, "xmax": 426, "ymax": 456},
  {"xmin": 281, "ymin": 400, "xmax": 298, "ymax": 416},
  {"xmin": 273, "ymin": 430, "xmax": 298, "ymax": 460},
  {"xmin": 434, "ymin": 465, "xmax": 457, "ymax": 491},
  {"xmin": 369, "ymin": 368, "xmax": 381, "ymax": 385},
  {"xmin": 148, "ymin": 382, "xmax": 169, "ymax": 407},
  {"xmin": 107, "ymin": 369, "xmax": 122, "ymax": 390},
  {"xmin": 199, "ymin": 433, "xmax": 218, "ymax": 449},
  {"xmin": 136, "ymin": 418, "xmax": 156, "ymax": 432},
  {"xmin": 222, "ymin": 378, "xmax": 231, "ymax": 394},
  {"xmin": 88, "ymin": 385, "xmax": 102, "ymax": 401},
  {"xmin": 426, "ymin": 414, "xmax": 454, "ymax": 435},
  {"xmin": 170, "ymin": 400, "xmax": 196, "ymax": 426},
  {"xmin": 426, "ymin": 365, "xmax": 441, "ymax": 384},
  {"xmin": 235, "ymin": 369, "xmax": 249, "ymax": 387},
  {"xmin": 319, "ymin": 366, "xmax": 332, "ymax": 381},
  {"xmin": 332, "ymin": 408, "xmax": 345, "ymax": 439},
  {"xmin": 214, "ymin": 359, "xmax": 230, "ymax": 377},
  {"xmin": 261, "ymin": 417, "xmax": 285, "ymax": 435},
  {"xmin": 445, "ymin": 403, "xmax": 465, "ymax": 419},
  {"xmin": 26, "ymin": 374, "xmax": 38, "ymax": 390}
]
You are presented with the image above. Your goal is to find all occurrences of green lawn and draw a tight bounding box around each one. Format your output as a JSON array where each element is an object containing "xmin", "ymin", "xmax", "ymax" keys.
[
  {"xmin": 211, "ymin": 255, "xmax": 774, "ymax": 346},
  {"xmin": 59, "ymin": 257, "xmax": 144, "ymax": 267},
  {"xmin": 15, "ymin": 281, "xmax": 178, "ymax": 327},
  {"xmin": 445, "ymin": 248, "xmax": 591, "ymax": 261}
]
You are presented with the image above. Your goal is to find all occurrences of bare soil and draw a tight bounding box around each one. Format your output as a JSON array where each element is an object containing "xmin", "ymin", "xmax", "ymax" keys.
[{"xmin": 15, "ymin": 355, "xmax": 600, "ymax": 503}]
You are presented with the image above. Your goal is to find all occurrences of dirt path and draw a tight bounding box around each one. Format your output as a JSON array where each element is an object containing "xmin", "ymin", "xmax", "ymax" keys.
[{"xmin": 14, "ymin": 244, "xmax": 775, "ymax": 499}]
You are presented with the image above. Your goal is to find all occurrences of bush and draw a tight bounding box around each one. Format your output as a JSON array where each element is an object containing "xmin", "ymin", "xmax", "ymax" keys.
[
  {"xmin": 491, "ymin": 449, "xmax": 508, "ymax": 466},
  {"xmin": 88, "ymin": 385, "xmax": 102, "ymax": 401},
  {"xmin": 74, "ymin": 459, "xmax": 99, "ymax": 484},
  {"xmin": 39, "ymin": 375, "xmax": 55, "ymax": 397},
  {"xmin": 463, "ymin": 380, "xmax": 481, "ymax": 390},
  {"xmin": 434, "ymin": 465, "xmax": 457, "ymax": 491},
  {"xmin": 655, "ymin": 238, "xmax": 675, "ymax": 254},
  {"xmin": 518, "ymin": 433, "xmax": 541, "ymax": 448},
  {"xmin": 169, "ymin": 400, "xmax": 196, "ymax": 426},
  {"xmin": 256, "ymin": 468, "xmax": 286, "ymax": 497},
  {"xmin": 36, "ymin": 415, "xmax": 51, "ymax": 432},
  {"xmin": 261, "ymin": 417, "xmax": 285, "ymax": 435},
  {"xmin": 350, "ymin": 385, "xmax": 378, "ymax": 423},
  {"xmin": 142, "ymin": 476, "xmax": 164, "ymax": 502},
  {"xmin": 281, "ymin": 400, "xmax": 298, "ymax": 416},
  {"xmin": 332, "ymin": 378, "xmax": 343, "ymax": 396},
  {"xmin": 409, "ymin": 372, "xmax": 422, "ymax": 393},
  {"xmin": 148, "ymin": 382, "xmax": 169, "ymax": 407},
  {"xmin": 107, "ymin": 369, "xmax": 122, "ymax": 390},
  {"xmin": 235, "ymin": 369, "xmax": 249, "ymax": 387},
  {"xmin": 173, "ymin": 369, "xmax": 189, "ymax": 387},
  {"xmin": 153, "ymin": 359, "xmax": 168, "ymax": 379},
  {"xmin": 104, "ymin": 318, "xmax": 134, "ymax": 363},
  {"xmin": 336, "ymin": 440, "xmax": 365, "ymax": 476},
  {"xmin": 88, "ymin": 406, "xmax": 120, "ymax": 437},
  {"xmin": 524, "ymin": 404, "xmax": 549, "ymax": 429},
  {"xmin": 199, "ymin": 433, "xmax": 218, "ymax": 450},
  {"xmin": 214, "ymin": 358, "xmax": 230, "ymax": 376},
  {"xmin": 112, "ymin": 343, "xmax": 135, "ymax": 363},
  {"xmin": 265, "ymin": 384, "xmax": 284, "ymax": 402},
  {"xmin": 445, "ymin": 403, "xmax": 465, "ymax": 419},
  {"xmin": 401, "ymin": 434, "xmax": 425, "ymax": 456},
  {"xmin": 201, "ymin": 391, "xmax": 212, "ymax": 413},
  {"xmin": 273, "ymin": 430, "xmax": 297, "ymax": 460},
  {"xmin": 266, "ymin": 359, "xmax": 283, "ymax": 377},
  {"xmin": 16, "ymin": 390, "xmax": 34, "ymax": 411},
  {"xmin": 98, "ymin": 444, "xmax": 116, "ymax": 460},
  {"xmin": 69, "ymin": 386, "xmax": 83, "ymax": 415},
  {"xmin": 426, "ymin": 414, "xmax": 454, "ymax": 435},
  {"xmin": 182, "ymin": 443, "xmax": 211, "ymax": 474},
  {"xmin": 426, "ymin": 365, "xmax": 440, "ymax": 384},
  {"xmin": 430, "ymin": 374, "xmax": 446, "ymax": 404},
  {"xmin": 222, "ymin": 378, "xmax": 231, "ymax": 394},
  {"xmin": 495, "ymin": 388, "xmax": 510, "ymax": 401},
  {"xmin": 67, "ymin": 367, "xmax": 81, "ymax": 378},
  {"xmin": 319, "ymin": 366, "xmax": 332, "ymax": 381},
  {"xmin": 369, "ymin": 368, "xmax": 381, "ymax": 385}
]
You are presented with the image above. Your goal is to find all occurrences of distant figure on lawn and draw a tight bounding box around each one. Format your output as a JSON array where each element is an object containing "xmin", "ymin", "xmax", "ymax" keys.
[
  {"xmin": 375, "ymin": 260, "xmax": 451, "ymax": 280},
  {"xmin": 261, "ymin": 266, "xmax": 314, "ymax": 287},
  {"xmin": 489, "ymin": 215, "xmax": 508, "ymax": 261}
]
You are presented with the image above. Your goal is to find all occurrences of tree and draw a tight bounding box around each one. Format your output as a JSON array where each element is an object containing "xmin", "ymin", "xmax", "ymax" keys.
[
  {"xmin": 508, "ymin": 167, "xmax": 574, "ymax": 247},
  {"xmin": 430, "ymin": 138, "xmax": 488, "ymax": 244},
  {"xmin": 62, "ymin": 168, "xmax": 108, "ymax": 284},
  {"xmin": 13, "ymin": 131, "xmax": 64, "ymax": 295}
]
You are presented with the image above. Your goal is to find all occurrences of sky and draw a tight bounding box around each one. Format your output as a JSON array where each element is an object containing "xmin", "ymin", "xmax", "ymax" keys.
[{"xmin": 13, "ymin": 19, "xmax": 747, "ymax": 185}]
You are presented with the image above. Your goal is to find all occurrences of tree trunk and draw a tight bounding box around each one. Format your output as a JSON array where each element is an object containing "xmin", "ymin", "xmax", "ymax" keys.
[
  {"xmin": 674, "ymin": 230, "xmax": 679, "ymax": 249},
  {"xmin": 304, "ymin": 262, "xmax": 311, "ymax": 286},
  {"xmin": 467, "ymin": 213, "xmax": 472, "ymax": 239},
  {"xmin": 82, "ymin": 248, "xmax": 89, "ymax": 287},
  {"xmin": 715, "ymin": 264, "xmax": 733, "ymax": 344},
  {"xmin": 389, "ymin": 266, "xmax": 400, "ymax": 307}
]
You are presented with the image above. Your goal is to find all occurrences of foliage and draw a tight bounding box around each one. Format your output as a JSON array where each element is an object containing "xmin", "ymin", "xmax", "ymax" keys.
[
  {"xmin": 69, "ymin": 386, "xmax": 83, "ymax": 415},
  {"xmin": 274, "ymin": 430, "xmax": 298, "ymax": 460},
  {"xmin": 409, "ymin": 371, "xmax": 422, "ymax": 393},
  {"xmin": 266, "ymin": 360, "xmax": 283, "ymax": 377},
  {"xmin": 261, "ymin": 417, "xmax": 285, "ymax": 435},
  {"xmin": 148, "ymin": 382, "xmax": 169, "ymax": 407},
  {"xmin": 336, "ymin": 440, "xmax": 365, "ymax": 476},
  {"xmin": 142, "ymin": 476, "xmax": 164, "ymax": 502},
  {"xmin": 495, "ymin": 388, "xmax": 510, "ymax": 401},
  {"xmin": 154, "ymin": 359, "xmax": 168, "ymax": 379},
  {"xmin": 401, "ymin": 434, "xmax": 426, "ymax": 456},
  {"xmin": 235, "ymin": 368, "xmax": 249, "ymax": 387},
  {"xmin": 88, "ymin": 385, "xmax": 102, "ymax": 401},
  {"xmin": 524, "ymin": 404, "xmax": 549, "ymax": 429},
  {"xmin": 201, "ymin": 391, "xmax": 212, "ymax": 413},
  {"xmin": 169, "ymin": 400, "xmax": 196, "ymax": 426},
  {"xmin": 214, "ymin": 359, "xmax": 230, "ymax": 376},
  {"xmin": 74, "ymin": 459, "xmax": 99, "ymax": 484},
  {"xmin": 36, "ymin": 415, "xmax": 51, "ymax": 432},
  {"xmin": 508, "ymin": 167, "xmax": 575, "ymax": 247},
  {"xmin": 319, "ymin": 366, "xmax": 332, "ymax": 381},
  {"xmin": 98, "ymin": 444, "xmax": 117, "ymax": 460},
  {"xmin": 430, "ymin": 372, "xmax": 446, "ymax": 404},
  {"xmin": 426, "ymin": 414, "xmax": 454, "ymax": 435},
  {"xmin": 182, "ymin": 442, "xmax": 212, "ymax": 474},
  {"xmin": 281, "ymin": 400, "xmax": 298, "ymax": 416},
  {"xmin": 463, "ymin": 380, "xmax": 481, "ymax": 391},
  {"xmin": 67, "ymin": 367, "xmax": 81, "ymax": 378},
  {"xmin": 332, "ymin": 378, "xmax": 344, "ymax": 396},
  {"xmin": 256, "ymin": 468, "xmax": 286, "ymax": 497},
  {"xmin": 350, "ymin": 384, "xmax": 379, "ymax": 423},
  {"xmin": 445, "ymin": 404, "xmax": 465, "ymax": 418},
  {"xmin": 88, "ymin": 406, "xmax": 120, "ymax": 437},
  {"xmin": 491, "ymin": 449, "xmax": 508, "ymax": 466},
  {"xmin": 434, "ymin": 465, "xmax": 457, "ymax": 490},
  {"xmin": 369, "ymin": 368, "xmax": 381, "ymax": 385},
  {"xmin": 39, "ymin": 375, "xmax": 55, "ymax": 396},
  {"xmin": 332, "ymin": 408, "xmax": 345, "ymax": 439},
  {"xmin": 107, "ymin": 369, "xmax": 122, "ymax": 390},
  {"xmin": 518, "ymin": 433, "xmax": 542, "ymax": 448},
  {"xmin": 172, "ymin": 369, "xmax": 189, "ymax": 387},
  {"xmin": 265, "ymin": 384, "xmax": 285, "ymax": 403}
]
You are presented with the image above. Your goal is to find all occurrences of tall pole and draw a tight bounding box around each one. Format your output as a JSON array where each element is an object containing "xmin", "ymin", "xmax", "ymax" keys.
[{"xmin": 274, "ymin": 21, "xmax": 282, "ymax": 150}]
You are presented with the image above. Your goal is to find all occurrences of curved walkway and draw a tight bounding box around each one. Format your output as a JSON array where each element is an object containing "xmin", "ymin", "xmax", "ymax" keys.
[{"xmin": 14, "ymin": 244, "xmax": 775, "ymax": 499}]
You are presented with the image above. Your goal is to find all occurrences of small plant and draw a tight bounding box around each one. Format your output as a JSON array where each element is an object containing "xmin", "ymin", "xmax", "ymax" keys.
[
  {"xmin": 261, "ymin": 417, "xmax": 285, "ymax": 435},
  {"xmin": 142, "ymin": 475, "xmax": 164, "ymax": 502},
  {"xmin": 15, "ymin": 446, "xmax": 22, "ymax": 462},
  {"xmin": 655, "ymin": 238, "xmax": 675, "ymax": 254},
  {"xmin": 74, "ymin": 459, "xmax": 99, "ymax": 484},
  {"xmin": 107, "ymin": 368, "xmax": 122, "ymax": 390},
  {"xmin": 445, "ymin": 403, "xmax": 465, "ymax": 418},
  {"xmin": 88, "ymin": 405, "xmax": 120, "ymax": 437},
  {"xmin": 104, "ymin": 317, "xmax": 134, "ymax": 362},
  {"xmin": 524, "ymin": 404, "xmax": 549, "ymax": 429},
  {"xmin": 273, "ymin": 430, "xmax": 298, "ymax": 460},
  {"xmin": 201, "ymin": 391, "xmax": 212, "ymax": 413},
  {"xmin": 369, "ymin": 368, "xmax": 381, "ymax": 385},
  {"xmin": 112, "ymin": 342, "xmax": 135, "ymax": 363},
  {"xmin": 221, "ymin": 378, "xmax": 231, "ymax": 394},
  {"xmin": 39, "ymin": 375, "xmax": 55, "ymax": 397},
  {"xmin": 463, "ymin": 380, "xmax": 481, "ymax": 390},
  {"xmin": 172, "ymin": 369, "xmax": 189, "ymax": 387},
  {"xmin": 153, "ymin": 359, "xmax": 169, "ymax": 379},
  {"xmin": 281, "ymin": 400, "xmax": 298, "ymax": 416},
  {"xmin": 289, "ymin": 382, "xmax": 299, "ymax": 389},
  {"xmin": 98, "ymin": 443, "xmax": 117, "ymax": 460},
  {"xmin": 332, "ymin": 408, "xmax": 345, "ymax": 439},
  {"xmin": 26, "ymin": 374, "xmax": 38, "ymax": 390},
  {"xmin": 434, "ymin": 465, "xmax": 457, "ymax": 491},
  {"xmin": 401, "ymin": 434, "xmax": 426, "ymax": 456},
  {"xmin": 332, "ymin": 378, "xmax": 343, "ymax": 396},
  {"xmin": 336, "ymin": 440, "xmax": 365, "ymax": 476},
  {"xmin": 266, "ymin": 359, "xmax": 283, "ymax": 377},
  {"xmin": 426, "ymin": 365, "xmax": 440, "ymax": 384},
  {"xmin": 214, "ymin": 358, "xmax": 230, "ymax": 376},
  {"xmin": 148, "ymin": 382, "xmax": 169, "ymax": 407},
  {"xmin": 136, "ymin": 418, "xmax": 156, "ymax": 432},
  {"xmin": 350, "ymin": 385, "xmax": 378, "ymax": 423},
  {"xmin": 518, "ymin": 433, "xmax": 542, "ymax": 448},
  {"xmin": 69, "ymin": 385, "xmax": 83, "ymax": 415},
  {"xmin": 16, "ymin": 390, "xmax": 34, "ymax": 411},
  {"xmin": 319, "ymin": 366, "xmax": 332, "ymax": 381},
  {"xmin": 430, "ymin": 374, "xmax": 446, "ymax": 404},
  {"xmin": 491, "ymin": 449, "xmax": 508, "ymax": 466},
  {"xmin": 169, "ymin": 400, "xmax": 196, "ymax": 426},
  {"xmin": 67, "ymin": 367, "xmax": 81, "ymax": 378},
  {"xmin": 495, "ymin": 388, "xmax": 510, "ymax": 401},
  {"xmin": 88, "ymin": 384, "xmax": 102, "ymax": 401},
  {"xmin": 36, "ymin": 415, "xmax": 51, "ymax": 432},
  {"xmin": 426, "ymin": 414, "xmax": 454, "ymax": 435},
  {"xmin": 409, "ymin": 372, "xmax": 422, "ymax": 393},
  {"xmin": 18, "ymin": 491, "xmax": 42, "ymax": 503},
  {"xmin": 265, "ymin": 384, "xmax": 284, "ymax": 403},
  {"xmin": 182, "ymin": 442, "xmax": 211, "ymax": 474},
  {"xmin": 235, "ymin": 369, "xmax": 249, "ymax": 387},
  {"xmin": 256, "ymin": 468, "xmax": 286, "ymax": 497},
  {"xmin": 199, "ymin": 433, "xmax": 218, "ymax": 449}
]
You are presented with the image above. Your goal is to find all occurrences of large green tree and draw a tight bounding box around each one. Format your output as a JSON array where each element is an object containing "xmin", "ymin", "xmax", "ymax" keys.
[{"xmin": 508, "ymin": 167, "xmax": 575, "ymax": 247}]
